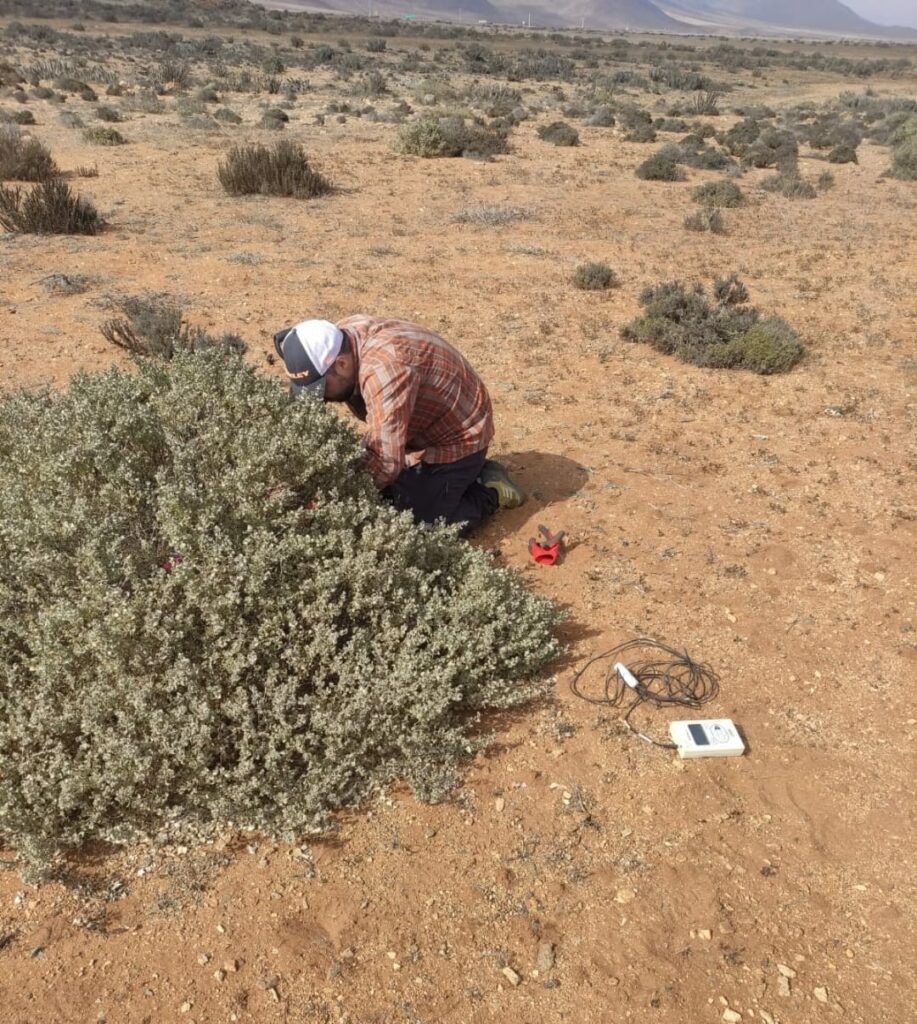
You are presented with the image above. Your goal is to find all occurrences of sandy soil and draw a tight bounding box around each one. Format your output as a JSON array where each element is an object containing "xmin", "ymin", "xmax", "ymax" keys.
[{"xmin": 1, "ymin": 18, "xmax": 916, "ymax": 1024}]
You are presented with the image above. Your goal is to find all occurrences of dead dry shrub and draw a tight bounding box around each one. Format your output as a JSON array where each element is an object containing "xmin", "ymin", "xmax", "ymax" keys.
[
  {"xmin": 0, "ymin": 353, "xmax": 559, "ymax": 877},
  {"xmin": 0, "ymin": 125, "xmax": 58, "ymax": 181},
  {"xmin": 0, "ymin": 179, "xmax": 103, "ymax": 234},
  {"xmin": 218, "ymin": 141, "xmax": 332, "ymax": 198},
  {"xmin": 621, "ymin": 274, "xmax": 803, "ymax": 374},
  {"xmin": 452, "ymin": 203, "xmax": 533, "ymax": 227},
  {"xmin": 100, "ymin": 293, "xmax": 246, "ymax": 360},
  {"xmin": 684, "ymin": 208, "xmax": 726, "ymax": 233},
  {"xmin": 83, "ymin": 125, "xmax": 126, "ymax": 146}
]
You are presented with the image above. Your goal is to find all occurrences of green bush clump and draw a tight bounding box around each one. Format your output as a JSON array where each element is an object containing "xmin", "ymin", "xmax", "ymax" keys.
[
  {"xmin": 684, "ymin": 208, "xmax": 725, "ymax": 233},
  {"xmin": 635, "ymin": 150, "xmax": 682, "ymax": 181},
  {"xmin": 573, "ymin": 261, "xmax": 617, "ymax": 290},
  {"xmin": 888, "ymin": 117, "xmax": 917, "ymax": 180},
  {"xmin": 691, "ymin": 180, "xmax": 745, "ymax": 208},
  {"xmin": 760, "ymin": 172, "xmax": 817, "ymax": 200},
  {"xmin": 0, "ymin": 125, "xmax": 58, "ymax": 180},
  {"xmin": 827, "ymin": 144, "xmax": 857, "ymax": 164},
  {"xmin": 83, "ymin": 125, "xmax": 127, "ymax": 145},
  {"xmin": 621, "ymin": 274, "xmax": 803, "ymax": 374},
  {"xmin": 537, "ymin": 121, "xmax": 579, "ymax": 146},
  {"xmin": 0, "ymin": 353, "xmax": 560, "ymax": 875},
  {"xmin": 0, "ymin": 178, "xmax": 103, "ymax": 234},
  {"xmin": 395, "ymin": 115, "xmax": 508, "ymax": 160},
  {"xmin": 624, "ymin": 123, "xmax": 657, "ymax": 143},
  {"xmin": 218, "ymin": 141, "xmax": 332, "ymax": 198}
]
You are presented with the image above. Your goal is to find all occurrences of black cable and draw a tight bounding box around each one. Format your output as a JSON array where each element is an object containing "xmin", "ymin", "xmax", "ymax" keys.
[{"xmin": 570, "ymin": 638, "xmax": 718, "ymax": 749}]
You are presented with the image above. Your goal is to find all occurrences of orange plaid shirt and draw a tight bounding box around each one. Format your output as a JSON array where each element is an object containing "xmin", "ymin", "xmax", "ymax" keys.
[{"xmin": 336, "ymin": 315, "xmax": 495, "ymax": 489}]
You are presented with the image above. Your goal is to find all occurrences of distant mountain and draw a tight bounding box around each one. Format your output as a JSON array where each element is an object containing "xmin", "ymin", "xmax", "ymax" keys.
[
  {"xmin": 264, "ymin": 0, "xmax": 917, "ymax": 36},
  {"xmin": 663, "ymin": 0, "xmax": 917, "ymax": 36},
  {"xmin": 489, "ymin": 0, "xmax": 688, "ymax": 30}
]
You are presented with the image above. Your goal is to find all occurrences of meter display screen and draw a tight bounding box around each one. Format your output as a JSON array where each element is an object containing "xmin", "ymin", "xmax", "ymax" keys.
[{"xmin": 688, "ymin": 723, "xmax": 710, "ymax": 746}]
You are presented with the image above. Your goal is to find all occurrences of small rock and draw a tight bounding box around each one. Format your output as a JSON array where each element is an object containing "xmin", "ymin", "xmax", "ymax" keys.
[
  {"xmin": 501, "ymin": 966, "xmax": 521, "ymax": 987},
  {"xmin": 777, "ymin": 964, "xmax": 796, "ymax": 978},
  {"xmin": 759, "ymin": 1012, "xmax": 775, "ymax": 1024},
  {"xmin": 535, "ymin": 941, "xmax": 555, "ymax": 972},
  {"xmin": 222, "ymin": 959, "xmax": 238, "ymax": 973},
  {"xmin": 614, "ymin": 888, "xmax": 636, "ymax": 904},
  {"xmin": 215, "ymin": 924, "xmax": 225, "ymax": 934},
  {"xmin": 777, "ymin": 975, "xmax": 791, "ymax": 998},
  {"xmin": 180, "ymin": 1002, "xmax": 192, "ymax": 1014},
  {"xmin": 495, "ymin": 797, "xmax": 505, "ymax": 813},
  {"xmin": 213, "ymin": 969, "xmax": 226, "ymax": 982},
  {"xmin": 698, "ymin": 929, "xmax": 712, "ymax": 940},
  {"xmin": 723, "ymin": 1010, "xmax": 742, "ymax": 1023},
  {"xmin": 543, "ymin": 977, "xmax": 560, "ymax": 989},
  {"xmin": 814, "ymin": 987, "xmax": 828, "ymax": 1003},
  {"xmin": 197, "ymin": 953, "xmax": 210, "ymax": 966}
]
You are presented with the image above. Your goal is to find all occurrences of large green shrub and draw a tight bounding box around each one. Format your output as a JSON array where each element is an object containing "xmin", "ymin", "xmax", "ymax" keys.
[
  {"xmin": 0, "ymin": 354, "xmax": 559, "ymax": 876},
  {"xmin": 621, "ymin": 275, "xmax": 803, "ymax": 374},
  {"xmin": 395, "ymin": 114, "xmax": 508, "ymax": 159}
]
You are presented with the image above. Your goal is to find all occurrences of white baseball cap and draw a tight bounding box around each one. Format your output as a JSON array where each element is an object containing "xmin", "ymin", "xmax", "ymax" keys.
[{"xmin": 273, "ymin": 319, "xmax": 344, "ymax": 399}]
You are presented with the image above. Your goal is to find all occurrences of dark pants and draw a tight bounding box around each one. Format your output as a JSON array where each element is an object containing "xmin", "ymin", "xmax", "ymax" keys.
[{"xmin": 384, "ymin": 449, "xmax": 499, "ymax": 536}]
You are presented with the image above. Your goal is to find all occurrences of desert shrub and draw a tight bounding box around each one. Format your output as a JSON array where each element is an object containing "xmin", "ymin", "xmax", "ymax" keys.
[
  {"xmin": 743, "ymin": 128, "xmax": 798, "ymax": 170},
  {"xmin": 126, "ymin": 90, "xmax": 165, "ymax": 114},
  {"xmin": 213, "ymin": 106, "xmax": 242, "ymax": 125},
  {"xmin": 625, "ymin": 123, "xmax": 656, "ymax": 143},
  {"xmin": 453, "ymin": 203, "xmax": 533, "ymax": 227},
  {"xmin": 584, "ymin": 105, "xmax": 615, "ymax": 127},
  {"xmin": 0, "ymin": 353, "xmax": 559, "ymax": 875},
  {"xmin": 621, "ymin": 275, "xmax": 803, "ymax": 374},
  {"xmin": 692, "ymin": 180, "xmax": 744, "ymax": 207},
  {"xmin": 889, "ymin": 118, "xmax": 917, "ymax": 180},
  {"xmin": 537, "ymin": 121, "xmax": 579, "ymax": 146},
  {"xmin": 684, "ymin": 208, "xmax": 726, "ymax": 233},
  {"xmin": 101, "ymin": 293, "xmax": 246, "ymax": 359},
  {"xmin": 83, "ymin": 126, "xmax": 126, "ymax": 146},
  {"xmin": 366, "ymin": 37, "xmax": 387, "ymax": 53},
  {"xmin": 94, "ymin": 104, "xmax": 122, "ymax": 123},
  {"xmin": 720, "ymin": 117, "xmax": 765, "ymax": 156},
  {"xmin": 0, "ymin": 125, "xmax": 58, "ymax": 181},
  {"xmin": 395, "ymin": 115, "xmax": 508, "ymax": 160},
  {"xmin": 817, "ymin": 171, "xmax": 835, "ymax": 190},
  {"xmin": 11, "ymin": 109, "xmax": 36, "ymax": 126},
  {"xmin": 58, "ymin": 111, "xmax": 84, "ymax": 128},
  {"xmin": 0, "ymin": 179, "xmax": 103, "ymax": 235},
  {"xmin": 573, "ymin": 261, "xmax": 617, "ymax": 290},
  {"xmin": 635, "ymin": 150, "xmax": 682, "ymax": 181},
  {"xmin": 760, "ymin": 172, "xmax": 817, "ymax": 200},
  {"xmin": 616, "ymin": 103, "xmax": 652, "ymax": 130},
  {"xmin": 218, "ymin": 141, "xmax": 332, "ymax": 198},
  {"xmin": 689, "ymin": 90, "xmax": 721, "ymax": 116},
  {"xmin": 40, "ymin": 272, "xmax": 93, "ymax": 295},
  {"xmin": 655, "ymin": 117, "xmax": 688, "ymax": 133},
  {"xmin": 827, "ymin": 144, "xmax": 857, "ymax": 164}
]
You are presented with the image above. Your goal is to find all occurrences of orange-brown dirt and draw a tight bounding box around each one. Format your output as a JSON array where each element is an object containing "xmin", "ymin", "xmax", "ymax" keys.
[{"xmin": 1, "ymin": 18, "xmax": 916, "ymax": 1024}]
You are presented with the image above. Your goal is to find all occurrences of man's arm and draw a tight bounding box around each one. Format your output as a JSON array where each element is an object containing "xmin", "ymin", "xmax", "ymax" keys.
[{"xmin": 361, "ymin": 363, "xmax": 418, "ymax": 489}]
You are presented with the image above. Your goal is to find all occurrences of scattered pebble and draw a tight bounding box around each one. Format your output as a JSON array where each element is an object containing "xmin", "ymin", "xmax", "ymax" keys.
[
  {"xmin": 759, "ymin": 1012, "xmax": 775, "ymax": 1024},
  {"xmin": 180, "ymin": 1002, "xmax": 192, "ymax": 1014},
  {"xmin": 197, "ymin": 953, "xmax": 210, "ymax": 966},
  {"xmin": 222, "ymin": 959, "xmax": 238, "ymax": 973},
  {"xmin": 614, "ymin": 888, "xmax": 636, "ymax": 904},
  {"xmin": 213, "ymin": 969, "xmax": 226, "ymax": 982},
  {"xmin": 495, "ymin": 796, "xmax": 505, "ymax": 813},
  {"xmin": 723, "ymin": 1010, "xmax": 742, "ymax": 1023},
  {"xmin": 777, "ymin": 975, "xmax": 791, "ymax": 998},
  {"xmin": 535, "ymin": 941, "xmax": 555, "ymax": 973},
  {"xmin": 502, "ymin": 966, "xmax": 521, "ymax": 987},
  {"xmin": 777, "ymin": 964, "xmax": 796, "ymax": 978},
  {"xmin": 814, "ymin": 987, "xmax": 828, "ymax": 1003}
]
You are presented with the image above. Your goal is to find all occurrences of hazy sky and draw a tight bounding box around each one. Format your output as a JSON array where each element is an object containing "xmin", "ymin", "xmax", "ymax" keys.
[{"xmin": 843, "ymin": 0, "xmax": 917, "ymax": 27}]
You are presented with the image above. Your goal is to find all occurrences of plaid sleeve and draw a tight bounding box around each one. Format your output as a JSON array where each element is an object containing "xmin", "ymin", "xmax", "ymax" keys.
[{"xmin": 360, "ymin": 360, "xmax": 419, "ymax": 488}]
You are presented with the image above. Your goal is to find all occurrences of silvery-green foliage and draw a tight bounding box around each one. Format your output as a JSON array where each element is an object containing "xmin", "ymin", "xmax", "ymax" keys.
[{"xmin": 0, "ymin": 354, "xmax": 560, "ymax": 876}]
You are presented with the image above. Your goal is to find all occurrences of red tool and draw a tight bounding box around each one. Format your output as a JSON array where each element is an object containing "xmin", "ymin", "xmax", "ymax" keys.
[{"xmin": 528, "ymin": 524, "xmax": 565, "ymax": 566}]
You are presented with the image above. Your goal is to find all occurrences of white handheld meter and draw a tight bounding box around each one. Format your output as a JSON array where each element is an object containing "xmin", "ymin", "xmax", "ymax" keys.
[{"xmin": 669, "ymin": 719, "xmax": 745, "ymax": 759}]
